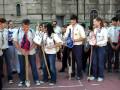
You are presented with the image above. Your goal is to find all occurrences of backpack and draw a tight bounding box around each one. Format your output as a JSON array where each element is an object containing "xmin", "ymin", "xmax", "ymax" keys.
[{"xmin": 66, "ymin": 29, "xmax": 74, "ymax": 48}]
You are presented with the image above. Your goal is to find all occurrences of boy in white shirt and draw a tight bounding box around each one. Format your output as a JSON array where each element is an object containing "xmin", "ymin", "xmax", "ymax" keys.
[
  {"xmin": 108, "ymin": 17, "xmax": 119, "ymax": 72},
  {"xmin": 13, "ymin": 19, "xmax": 40, "ymax": 87},
  {"xmin": 0, "ymin": 18, "xmax": 13, "ymax": 84},
  {"xmin": 8, "ymin": 20, "xmax": 20, "ymax": 74},
  {"xmin": 64, "ymin": 15, "xmax": 86, "ymax": 80}
]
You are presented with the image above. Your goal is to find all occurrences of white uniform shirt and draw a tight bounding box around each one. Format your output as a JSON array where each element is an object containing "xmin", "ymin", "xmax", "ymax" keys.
[
  {"xmin": 108, "ymin": 26, "xmax": 119, "ymax": 43},
  {"xmin": 64, "ymin": 24, "xmax": 86, "ymax": 45},
  {"xmin": 43, "ymin": 33, "xmax": 63, "ymax": 54},
  {"xmin": 13, "ymin": 27, "xmax": 36, "ymax": 55},
  {"xmin": 94, "ymin": 27, "xmax": 108, "ymax": 47},
  {"xmin": 54, "ymin": 26, "xmax": 62, "ymax": 38},
  {"xmin": 2, "ymin": 28, "xmax": 9, "ymax": 49},
  {"xmin": 8, "ymin": 28, "xmax": 18, "ymax": 46}
]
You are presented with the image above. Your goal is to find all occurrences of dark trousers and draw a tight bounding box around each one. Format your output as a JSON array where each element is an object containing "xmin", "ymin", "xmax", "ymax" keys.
[
  {"xmin": 2, "ymin": 49, "xmax": 13, "ymax": 81},
  {"xmin": 61, "ymin": 46, "xmax": 76, "ymax": 76},
  {"xmin": 82, "ymin": 45, "xmax": 91, "ymax": 72},
  {"xmin": 18, "ymin": 54, "xmax": 39, "ymax": 82},
  {"xmin": 92, "ymin": 46, "xmax": 106, "ymax": 78},
  {"xmin": 0, "ymin": 56, "xmax": 3, "ymax": 90},
  {"xmin": 61, "ymin": 46, "xmax": 71, "ymax": 70},
  {"xmin": 0, "ymin": 73, "xmax": 2, "ymax": 90},
  {"xmin": 72, "ymin": 45, "xmax": 83, "ymax": 77},
  {"xmin": 108, "ymin": 43, "xmax": 119, "ymax": 71}
]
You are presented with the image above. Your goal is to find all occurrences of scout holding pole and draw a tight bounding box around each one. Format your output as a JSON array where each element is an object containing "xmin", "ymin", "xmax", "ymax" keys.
[{"xmin": 87, "ymin": 31, "xmax": 96, "ymax": 81}]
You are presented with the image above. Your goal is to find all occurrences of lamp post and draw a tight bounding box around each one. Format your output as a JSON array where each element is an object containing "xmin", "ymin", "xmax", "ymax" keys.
[
  {"xmin": 84, "ymin": 0, "xmax": 85, "ymax": 20},
  {"xmin": 76, "ymin": 0, "xmax": 78, "ymax": 21},
  {"xmin": 3, "ymin": 0, "xmax": 5, "ymax": 18},
  {"xmin": 41, "ymin": 0, "xmax": 43, "ymax": 20}
]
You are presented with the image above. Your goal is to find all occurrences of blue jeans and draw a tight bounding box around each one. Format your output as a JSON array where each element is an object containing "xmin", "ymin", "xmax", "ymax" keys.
[
  {"xmin": 92, "ymin": 46, "xmax": 106, "ymax": 78},
  {"xmin": 42, "ymin": 54, "xmax": 56, "ymax": 82},
  {"xmin": 8, "ymin": 46, "xmax": 20, "ymax": 73},
  {"xmin": 18, "ymin": 54, "xmax": 39, "ymax": 82}
]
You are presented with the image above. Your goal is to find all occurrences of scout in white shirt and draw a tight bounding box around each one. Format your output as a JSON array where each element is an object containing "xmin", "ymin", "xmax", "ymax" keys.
[
  {"xmin": 0, "ymin": 18, "xmax": 13, "ymax": 84},
  {"xmin": 8, "ymin": 20, "xmax": 20, "ymax": 74},
  {"xmin": 13, "ymin": 19, "xmax": 40, "ymax": 87},
  {"xmin": 65, "ymin": 23, "xmax": 86, "ymax": 45},
  {"xmin": 64, "ymin": 15, "xmax": 86, "ymax": 80},
  {"xmin": 52, "ymin": 21, "xmax": 62, "ymax": 38},
  {"xmin": 107, "ymin": 17, "xmax": 120, "ymax": 72},
  {"xmin": 42, "ymin": 23, "xmax": 62, "ymax": 85},
  {"xmin": 89, "ymin": 17, "xmax": 108, "ymax": 82},
  {"xmin": 52, "ymin": 21, "xmax": 62, "ymax": 61}
]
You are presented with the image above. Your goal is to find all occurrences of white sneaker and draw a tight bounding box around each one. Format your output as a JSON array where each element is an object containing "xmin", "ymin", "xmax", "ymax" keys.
[
  {"xmin": 39, "ymin": 81, "xmax": 45, "ymax": 84},
  {"xmin": 18, "ymin": 81, "xmax": 24, "ymax": 87},
  {"xmin": 9, "ymin": 80, "xmax": 14, "ymax": 84},
  {"xmin": 88, "ymin": 76, "xmax": 95, "ymax": 81},
  {"xmin": 25, "ymin": 80, "xmax": 30, "ymax": 87},
  {"xmin": 35, "ymin": 81, "xmax": 41, "ymax": 86},
  {"xmin": 97, "ymin": 77, "xmax": 103, "ymax": 82},
  {"xmin": 49, "ymin": 83, "xmax": 55, "ymax": 86}
]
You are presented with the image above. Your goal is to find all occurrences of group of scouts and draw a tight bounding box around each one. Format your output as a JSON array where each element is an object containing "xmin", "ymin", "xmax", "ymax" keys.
[{"xmin": 0, "ymin": 14, "xmax": 120, "ymax": 89}]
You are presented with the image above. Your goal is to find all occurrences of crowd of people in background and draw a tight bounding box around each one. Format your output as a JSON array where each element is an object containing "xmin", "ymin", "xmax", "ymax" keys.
[{"xmin": 0, "ymin": 14, "xmax": 120, "ymax": 89}]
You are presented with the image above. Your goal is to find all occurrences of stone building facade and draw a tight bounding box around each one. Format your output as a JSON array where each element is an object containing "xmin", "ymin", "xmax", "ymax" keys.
[{"xmin": 0, "ymin": 0, "xmax": 120, "ymax": 26}]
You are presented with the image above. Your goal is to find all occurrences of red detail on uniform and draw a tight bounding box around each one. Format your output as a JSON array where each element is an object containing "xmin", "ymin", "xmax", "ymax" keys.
[{"xmin": 21, "ymin": 33, "xmax": 30, "ymax": 51}]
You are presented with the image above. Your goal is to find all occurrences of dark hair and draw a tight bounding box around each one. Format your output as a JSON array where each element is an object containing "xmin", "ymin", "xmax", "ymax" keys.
[
  {"xmin": 46, "ymin": 23, "xmax": 54, "ymax": 37},
  {"xmin": 8, "ymin": 20, "xmax": 12, "ymax": 24},
  {"xmin": 111, "ymin": 17, "xmax": 118, "ymax": 22},
  {"xmin": 94, "ymin": 17, "xmax": 104, "ymax": 28},
  {"xmin": 81, "ymin": 23, "xmax": 86, "ymax": 28},
  {"xmin": 88, "ymin": 26, "xmax": 93, "ymax": 31},
  {"xmin": 63, "ymin": 24, "xmax": 68, "ymax": 28},
  {"xmin": 22, "ymin": 19, "xmax": 30, "ymax": 25},
  {"xmin": 0, "ymin": 18, "xmax": 6, "ymax": 23},
  {"xmin": 52, "ymin": 20, "xmax": 57, "ymax": 24},
  {"xmin": 103, "ymin": 20, "xmax": 109, "ymax": 26},
  {"xmin": 70, "ymin": 14, "xmax": 78, "ymax": 22}
]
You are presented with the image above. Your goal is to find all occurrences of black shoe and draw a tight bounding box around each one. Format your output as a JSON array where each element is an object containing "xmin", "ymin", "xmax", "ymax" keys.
[
  {"xmin": 76, "ymin": 77, "xmax": 81, "ymax": 80},
  {"xmin": 59, "ymin": 69, "xmax": 65, "ymax": 72},
  {"xmin": 39, "ymin": 67, "xmax": 42, "ymax": 70},
  {"xmin": 71, "ymin": 73, "xmax": 75, "ymax": 77},
  {"xmin": 114, "ymin": 69, "xmax": 119, "ymax": 73},
  {"xmin": 1, "ymin": 74, "xmax": 4, "ymax": 78},
  {"xmin": 76, "ymin": 76, "xmax": 83, "ymax": 80},
  {"xmin": 108, "ymin": 69, "xmax": 112, "ymax": 73},
  {"xmin": 12, "ymin": 71, "xmax": 17, "ymax": 74}
]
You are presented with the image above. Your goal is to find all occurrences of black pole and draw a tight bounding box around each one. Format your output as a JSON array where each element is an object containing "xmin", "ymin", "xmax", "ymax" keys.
[
  {"xmin": 104, "ymin": 0, "xmax": 105, "ymax": 19},
  {"xmin": 76, "ymin": 0, "xmax": 79, "ymax": 21},
  {"xmin": 3, "ymin": 0, "xmax": 5, "ymax": 18},
  {"xmin": 84, "ymin": 0, "xmax": 85, "ymax": 20},
  {"xmin": 41, "ymin": 0, "xmax": 43, "ymax": 20}
]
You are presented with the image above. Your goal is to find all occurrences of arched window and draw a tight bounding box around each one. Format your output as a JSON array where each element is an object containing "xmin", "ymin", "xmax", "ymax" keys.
[{"xmin": 16, "ymin": 4, "xmax": 21, "ymax": 16}]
